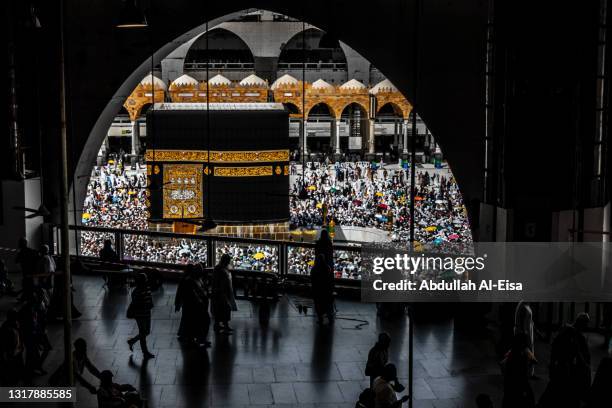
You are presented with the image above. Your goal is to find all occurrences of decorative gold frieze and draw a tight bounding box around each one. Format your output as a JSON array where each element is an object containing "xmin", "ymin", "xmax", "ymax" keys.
[
  {"xmin": 214, "ymin": 166, "xmax": 273, "ymax": 177},
  {"xmin": 144, "ymin": 149, "xmax": 289, "ymax": 163}
]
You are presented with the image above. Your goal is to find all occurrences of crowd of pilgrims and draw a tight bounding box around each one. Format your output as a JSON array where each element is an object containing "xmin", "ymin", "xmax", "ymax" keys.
[
  {"xmin": 78, "ymin": 159, "xmax": 471, "ymax": 277},
  {"xmin": 287, "ymin": 247, "xmax": 363, "ymax": 279},
  {"xmin": 289, "ymin": 162, "xmax": 472, "ymax": 246}
]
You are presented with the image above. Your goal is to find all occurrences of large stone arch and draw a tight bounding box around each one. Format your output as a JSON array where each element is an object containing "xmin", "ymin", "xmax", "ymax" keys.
[
  {"xmin": 184, "ymin": 27, "xmax": 255, "ymax": 68},
  {"xmin": 306, "ymin": 101, "xmax": 336, "ymax": 119},
  {"xmin": 277, "ymin": 27, "xmax": 349, "ymax": 84},
  {"xmin": 376, "ymin": 101, "xmax": 408, "ymax": 120},
  {"xmin": 67, "ymin": 1, "xmax": 486, "ymax": 230}
]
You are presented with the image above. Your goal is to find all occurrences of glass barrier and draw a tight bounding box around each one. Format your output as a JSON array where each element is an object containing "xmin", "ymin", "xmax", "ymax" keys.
[
  {"xmin": 287, "ymin": 246, "xmax": 314, "ymax": 276},
  {"xmin": 122, "ymin": 234, "xmax": 207, "ymax": 265},
  {"xmin": 79, "ymin": 231, "xmax": 116, "ymax": 258},
  {"xmin": 215, "ymin": 241, "xmax": 279, "ymax": 273},
  {"xmin": 334, "ymin": 249, "xmax": 364, "ymax": 280},
  {"xmin": 287, "ymin": 246, "xmax": 364, "ymax": 280}
]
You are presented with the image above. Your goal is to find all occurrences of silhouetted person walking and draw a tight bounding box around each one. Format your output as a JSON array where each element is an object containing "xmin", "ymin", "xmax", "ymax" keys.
[
  {"xmin": 212, "ymin": 254, "xmax": 236, "ymax": 334},
  {"xmin": 127, "ymin": 273, "xmax": 154, "ymax": 359},
  {"xmin": 501, "ymin": 333, "xmax": 536, "ymax": 408}
]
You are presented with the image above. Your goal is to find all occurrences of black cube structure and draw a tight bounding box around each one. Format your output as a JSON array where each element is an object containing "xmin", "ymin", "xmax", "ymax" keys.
[{"xmin": 145, "ymin": 103, "xmax": 289, "ymax": 224}]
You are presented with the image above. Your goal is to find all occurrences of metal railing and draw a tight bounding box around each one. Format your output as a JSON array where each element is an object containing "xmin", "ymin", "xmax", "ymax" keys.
[
  {"xmin": 277, "ymin": 62, "xmax": 347, "ymax": 70},
  {"xmin": 184, "ymin": 62, "xmax": 255, "ymax": 70},
  {"xmin": 64, "ymin": 225, "xmax": 364, "ymax": 285}
]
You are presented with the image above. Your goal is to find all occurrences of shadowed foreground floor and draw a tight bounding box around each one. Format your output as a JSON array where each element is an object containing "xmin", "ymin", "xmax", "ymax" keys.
[{"xmin": 1, "ymin": 275, "xmax": 609, "ymax": 408}]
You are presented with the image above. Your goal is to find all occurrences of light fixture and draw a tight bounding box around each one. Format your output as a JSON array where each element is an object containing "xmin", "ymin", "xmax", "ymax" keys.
[{"xmin": 116, "ymin": 0, "xmax": 147, "ymax": 28}]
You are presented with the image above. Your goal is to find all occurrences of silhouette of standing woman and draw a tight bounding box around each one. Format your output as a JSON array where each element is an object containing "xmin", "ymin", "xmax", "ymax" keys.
[{"xmin": 127, "ymin": 273, "xmax": 155, "ymax": 359}]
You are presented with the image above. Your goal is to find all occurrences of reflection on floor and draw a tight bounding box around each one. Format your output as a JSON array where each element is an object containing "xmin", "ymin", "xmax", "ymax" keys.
[{"xmin": 2, "ymin": 275, "xmax": 609, "ymax": 408}]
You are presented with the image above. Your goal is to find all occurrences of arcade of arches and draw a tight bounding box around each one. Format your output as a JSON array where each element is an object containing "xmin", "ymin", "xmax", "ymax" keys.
[{"xmin": 123, "ymin": 73, "xmax": 415, "ymax": 158}]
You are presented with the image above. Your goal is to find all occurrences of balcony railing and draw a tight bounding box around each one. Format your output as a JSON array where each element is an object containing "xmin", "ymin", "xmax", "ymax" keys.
[
  {"xmin": 64, "ymin": 225, "xmax": 364, "ymax": 285},
  {"xmin": 184, "ymin": 62, "xmax": 255, "ymax": 71}
]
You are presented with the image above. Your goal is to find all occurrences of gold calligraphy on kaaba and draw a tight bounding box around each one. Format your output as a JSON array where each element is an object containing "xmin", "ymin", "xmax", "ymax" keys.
[
  {"xmin": 163, "ymin": 164, "xmax": 203, "ymax": 219},
  {"xmin": 213, "ymin": 166, "xmax": 273, "ymax": 177},
  {"xmin": 145, "ymin": 149, "xmax": 289, "ymax": 163}
]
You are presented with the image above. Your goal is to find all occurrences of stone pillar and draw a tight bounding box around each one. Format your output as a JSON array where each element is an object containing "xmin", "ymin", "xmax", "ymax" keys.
[
  {"xmin": 301, "ymin": 119, "xmax": 308, "ymax": 160},
  {"xmin": 335, "ymin": 119, "xmax": 342, "ymax": 156},
  {"xmin": 131, "ymin": 120, "xmax": 140, "ymax": 156},
  {"xmin": 368, "ymin": 119, "xmax": 376, "ymax": 156},
  {"xmin": 402, "ymin": 119, "xmax": 409, "ymax": 155},
  {"xmin": 393, "ymin": 120, "xmax": 399, "ymax": 147}
]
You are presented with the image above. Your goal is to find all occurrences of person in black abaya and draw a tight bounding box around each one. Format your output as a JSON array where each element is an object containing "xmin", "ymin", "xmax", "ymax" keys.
[
  {"xmin": 211, "ymin": 254, "xmax": 237, "ymax": 334},
  {"xmin": 315, "ymin": 229, "xmax": 334, "ymax": 271},
  {"xmin": 175, "ymin": 264, "xmax": 210, "ymax": 347},
  {"xmin": 310, "ymin": 254, "xmax": 334, "ymax": 325}
]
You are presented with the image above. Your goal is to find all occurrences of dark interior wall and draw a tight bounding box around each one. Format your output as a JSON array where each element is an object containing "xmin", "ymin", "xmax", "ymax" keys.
[
  {"xmin": 488, "ymin": 0, "xmax": 602, "ymax": 240},
  {"xmin": 19, "ymin": 0, "xmax": 486, "ymax": 228}
]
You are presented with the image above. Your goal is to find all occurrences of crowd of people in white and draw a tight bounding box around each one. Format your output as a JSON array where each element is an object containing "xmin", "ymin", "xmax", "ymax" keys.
[
  {"xmin": 289, "ymin": 161, "xmax": 472, "ymax": 245},
  {"xmin": 79, "ymin": 158, "xmax": 471, "ymax": 278}
]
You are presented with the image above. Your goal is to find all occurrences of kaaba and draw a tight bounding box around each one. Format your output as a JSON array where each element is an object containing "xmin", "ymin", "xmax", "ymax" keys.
[{"xmin": 145, "ymin": 103, "xmax": 289, "ymax": 224}]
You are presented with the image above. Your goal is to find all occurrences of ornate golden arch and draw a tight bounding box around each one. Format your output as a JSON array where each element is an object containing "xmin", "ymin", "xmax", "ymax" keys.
[
  {"xmin": 375, "ymin": 93, "xmax": 412, "ymax": 119},
  {"xmin": 123, "ymin": 83, "xmax": 165, "ymax": 121},
  {"xmin": 337, "ymin": 101, "xmax": 369, "ymax": 118},
  {"xmin": 305, "ymin": 101, "xmax": 336, "ymax": 119}
]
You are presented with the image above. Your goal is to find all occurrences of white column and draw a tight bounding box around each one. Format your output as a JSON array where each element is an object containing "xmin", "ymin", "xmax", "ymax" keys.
[
  {"xmin": 131, "ymin": 120, "xmax": 140, "ymax": 155},
  {"xmin": 393, "ymin": 120, "xmax": 399, "ymax": 147},
  {"xmin": 402, "ymin": 119, "xmax": 409, "ymax": 154},
  {"xmin": 335, "ymin": 119, "xmax": 341, "ymax": 155},
  {"xmin": 368, "ymin": 119, "xmax": 376, "ymax": 155},
  {"xmin": 302, "ymin": 119, "xmax": 308, "ymax": 156}
]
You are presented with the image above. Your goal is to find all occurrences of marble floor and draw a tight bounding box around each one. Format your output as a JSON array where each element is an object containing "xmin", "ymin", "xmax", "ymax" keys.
[{"xmin": 1, "ymin": 275, "xmax": 609, "ymax": 408}]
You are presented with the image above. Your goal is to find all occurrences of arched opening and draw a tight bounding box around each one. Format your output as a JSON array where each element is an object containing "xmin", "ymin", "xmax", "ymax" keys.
[
  {"xmin": 306, "ymin": 102, "xmax": 334, "ymax": 155},
  {"xmin": 184, "ymin": 28, "xmax": 254, "ymax": 81},
  {"xmin": 75, "ymin": 8, "xmax": 473, "ymax": 254},
  {"xmin": 376, "ymin": 102, "xmax": 405, "ymax": 159},
  {"xmin": 340, "ymin": 102, "xmax": 368, "ymax": 154},
  {"xmin": 284, "ymin": 102, "xmax": 302, "ymax": 153},
  {"xmin": 277, "ymin": 28, "xmax": 348, "ymax": 84},
  {"xmin": 283, "ymin": 102, "xmax": 300, "ymax": 115}
]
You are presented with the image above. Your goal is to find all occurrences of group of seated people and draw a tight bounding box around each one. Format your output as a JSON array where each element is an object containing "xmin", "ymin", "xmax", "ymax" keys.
[{"xmin": 49, "ymin": 338, "xmax": 145, "ymax": 408}]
